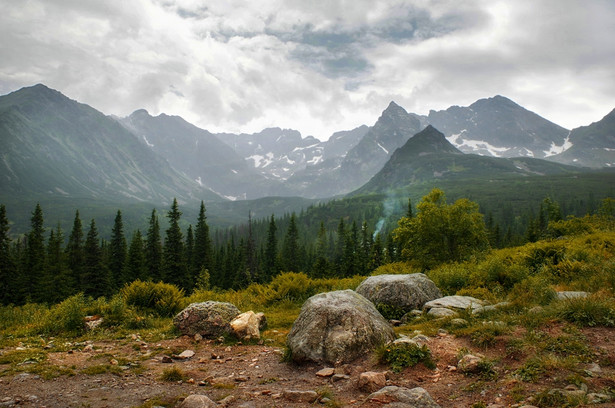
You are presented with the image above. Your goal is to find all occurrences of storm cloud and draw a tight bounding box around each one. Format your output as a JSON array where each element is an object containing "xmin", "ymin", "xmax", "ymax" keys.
[{"xmin": 1, "ymin": 0, "xmax": 613, "ymax": 139}]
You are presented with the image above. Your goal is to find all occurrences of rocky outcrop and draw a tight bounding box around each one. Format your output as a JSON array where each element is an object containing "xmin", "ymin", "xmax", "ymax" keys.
[
  {"xmin": 286, "ymin": 290, "xmax": 396, "ymax": 365},
  {"xmin": 367, "ymin": 386, "xmax": 441, "ymax": 407},
  {"xmin": 356, "ymin": 274, "xmax": 442, "ymax": 313},
  {"xmin": 173, "ymin": 301, "xmax": 240, "ymax": 338}
]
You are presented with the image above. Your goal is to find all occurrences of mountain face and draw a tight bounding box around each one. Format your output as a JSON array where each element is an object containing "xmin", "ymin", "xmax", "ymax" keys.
[
  {"xmin": 353, "ymin": 125, "xmax": 581, "ymax": 196},
  {"xmin": 0, "ymin": 84, "xmax": 217, "ymax": 204},
  {"xmin": 427, "ymin": 95, "xmax": 570, "ymax": 159},
  {"xmin": 120, "ymin": 111, "xmax": 284, "ymax": 200},
  {"xmin": 549, "ymin": 109, "xmax": 615, "ymax": 168},
  {"xmin": 338, "ymin": 102, "xmax": 424, "ymax": 189}
]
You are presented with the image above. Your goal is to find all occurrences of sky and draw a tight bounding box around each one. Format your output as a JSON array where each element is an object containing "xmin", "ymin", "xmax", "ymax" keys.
[{"xmin": 1, "ymin": 0, "xmax": 614, "ymax": 140}]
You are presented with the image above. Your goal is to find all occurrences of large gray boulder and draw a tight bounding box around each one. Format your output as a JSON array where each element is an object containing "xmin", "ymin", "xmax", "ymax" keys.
[
  {"xmin": 173, "ymin": 301, "xmax": 240, "ymax": 338},
  {"xmin": 356, "ymin": 274, "xmax": 442, "ymax": 314},
  {"xmin": 286, "ymin": 290, "xmax": 396, "ymax": 365}
]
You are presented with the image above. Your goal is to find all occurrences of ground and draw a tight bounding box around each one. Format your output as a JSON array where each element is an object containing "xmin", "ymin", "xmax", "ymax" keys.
[{"xmin": 2, "ymin": 326, "xmax": 615, "ymax": 408}]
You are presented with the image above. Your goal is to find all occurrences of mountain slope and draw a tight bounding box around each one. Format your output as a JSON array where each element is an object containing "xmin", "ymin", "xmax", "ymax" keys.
[
  {"xmin": 121, "ymin": 110, "xmax": 283, "ymax": 200},
  {"xmin": 352, "ymin": 125, "xmax": 582, "ymax": 196},
  {"xmin": 549, "ymin": 108, "xmax": 615, "ymax": 168},
  {"xmin": 427, "ymin": 95, "xmax": 570, "ymax": 158},
  {"xmin": 0, "ymin": 84, "xmax": 218, "ymax": 204}
]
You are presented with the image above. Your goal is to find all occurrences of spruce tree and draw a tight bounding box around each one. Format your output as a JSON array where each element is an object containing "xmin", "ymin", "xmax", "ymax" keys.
[
  {"xmin": 46, "ymin": 225, "xmax": 73, "ymax": 303},
  {"xmin": 369, "ymin": 233, "xmax": 384, "ymax": 271},
  {"xmin": 0, "ymin": 204, "xmax": 15, "ymax": 304},
  {"xmin": 263, "ymin": 215, "xmax": 278, "ymax": 281},
  {"xmin": 281, "ymin": 213, "xmax": 300, "ymax": 272},
  {"xmin": 82, "ymin": 219, "xmax": 112, "ymax": 298},
  {"xmin": 162, "ymin": 199, "xmax": 187, "ymax": 289},
  {"xmin": 145, "ymin": 209, "xmax": 162, "ymax": 281},
  {"xmin": 66, "ymin": 211, "xmax": 84, "ymax": 292},
  {"xmin": 185, "ymin": 225, "xmax": 194, "ymax": 290},
  {"xmin": 192, "ymin": 201, "xmax": 211, "ymax": 284},
  {"xmin": 244, "ymin": 212, "xmax": 258, "ymax": 283},
  {"xmin": 26, "ymin": 204, "xmax": 47, "ymax": 303},
  {"xmin": 109, "ymin": 210, "xmax": 127, "ymax": 289},
  {"xmin": 312, "ymin": 222, "xmax": 330, "ymax": 278},
  {"xmin": 126, "ymin": 230, "xmax": 147, "ymax": 282}
]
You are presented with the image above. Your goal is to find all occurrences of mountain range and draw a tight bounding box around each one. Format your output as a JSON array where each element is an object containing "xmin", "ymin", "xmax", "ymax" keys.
[{"xmin": 1, "ymin": 83, "xmax": 614, "ymax": 229}]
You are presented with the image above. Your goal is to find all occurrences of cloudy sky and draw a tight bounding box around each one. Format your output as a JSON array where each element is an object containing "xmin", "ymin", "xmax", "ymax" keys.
[{"xmin": 1, "ymin": 0, "xmax": 613, "ymax": 140}]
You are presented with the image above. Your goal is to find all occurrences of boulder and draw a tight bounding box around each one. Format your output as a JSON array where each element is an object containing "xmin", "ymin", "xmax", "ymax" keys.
[
  {"xmin": 356, "ymin": 274, "xmax": 442, "ymax": 313},
  {"xmin": 427, "ymin": 307, "xmax": 457, "ymax": 318},
  {"xmin": 230, "ymin": 311, "xmax": 264, "ymax": 340},
  {"xmin": 423, "ymin": 295, "xmax": 487, "ymax": 313},
  {"xmin": 173, "ymin": 301, "xmax": 240, "ymax": 338},
  {"xmin": 367, "ymin": 386, "xmax": 441, "ymax": 407},
  {"xmin": 358, "ymin": 371, "xmax": 387, "ymax": 393},
  {"xmin": 286, "ymin": 290, "xmax": 396, "ymax": 364},
  {"xmin": 177, "ymin": 394, "xmax": 218, "ymax": 408},
  {"xmin": 556, "ymin": 291, "xmax": 590, "ymax": 300}
]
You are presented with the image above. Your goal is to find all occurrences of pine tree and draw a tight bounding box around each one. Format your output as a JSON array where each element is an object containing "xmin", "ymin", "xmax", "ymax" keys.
[
  {"xmin": 109, "ymin": 210, "xmax": 127, "ymax": 289},
  {"xmin": 26, "ymin": 204, "xmax": 47, "ymax": 303},
  {"xmin": 185, "ymin": 225, "xmax": 194, "ymax": 290},
  {"xmin": 0, "ymin": 204, "xmax": 15, "ymax": 304},
  {"xmin": 263, "ymin": 215, "xmax": 278, "ymax": 280},
  {"xmin": 244, "ymin": 211, "xmax": 258, "ymax": 283},
  {"xmin": 334, "ymin": 218, "xmax": 346, "ymax": 276},
  {"xmin": 281, "ymin": 213, "xmax": 300, "ymax": 272},
  {"xmin": 126, "ymin": 230, "xmax": 147, "ymax": 282},
  {"xmin": 46, "ymin": 225, "xmax": 73, "ymax": 303},
  {"xmin": 145, "ymin": 209, "xmax": 162, "ymax": 281},
  {"xmin": 342, "ymin": 221, "xmax": 359, "ymax": 277},
  {"xmin": 82, "ymin": 219, "xmax": 112, "ymax": 298},
  {"xmin": 369, "ymin": 233, "xmax": 384, "ymax": 271},
  {"xmin": 359, "ymin": 221, "xmax": 372, "ymax": 275},
  {"xmin": 312, "ymin": 222, "xmax": 330, "ymax": 278},
  {"xmin": 163, "ymin": 199, "xmax": 187, "ymax": 289},
  {"xmin": 192, "ymin": 201, "xmax": 212, "ymax": 284},
  {"xmin": 407, "ymin": 198, "xmax": 414, "ymax": 218},
  {"xmin": 66, "ymin": 210, "xmax": 84, "ymax": 292}
]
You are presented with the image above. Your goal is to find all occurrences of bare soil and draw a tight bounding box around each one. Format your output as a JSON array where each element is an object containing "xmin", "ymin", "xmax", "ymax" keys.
[{"xmin": 2, "ymin": 326, "xmax": 615, "ymax": 408}]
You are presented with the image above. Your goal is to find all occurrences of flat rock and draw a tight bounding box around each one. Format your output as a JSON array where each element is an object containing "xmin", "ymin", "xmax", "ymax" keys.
[
  {"xmin": 427, "ymin": 307, "xmax": 457, "ymax": 318},
  {"xmin": 315, "ymin": 367, "xmax": 335, "ymax": 377},
  {"xmin": 282, "ymin": 390, "xmax": 318, "ymax": 403},
  {"xmin": 177, "ymin": 350, "xmax": 195, "ymax": 359},
  {"xmin": 177, "ymin": 394, "xmax": 218, "ymax": 408},
  {"xmin": 367, "ymin": 386, "xmax": 440, "ymax": 407},
  {"xmin": 423, "ymin": 296, "xmax": 487, "ymax": 312},
  {"xmin": 556, "ymin": 291, "xmax": 590, "ymax": 300}
]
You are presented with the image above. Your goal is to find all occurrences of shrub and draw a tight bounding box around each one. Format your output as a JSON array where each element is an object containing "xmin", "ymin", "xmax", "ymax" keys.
[
  {"xmin": 371, "ymin": 262, "xmax": 416, "ymax": 276},
  {"xmin": 514, "ymin": 357, "xmax": 547, "ymax": 382},
  {"xmin": 508, "ymin": 275, "xmax": 556, "ymax": 307},
  {"xmin": 428, "ymin": 263, "xmax": 471, "ymax": 295},
  {"xmin": 264, "ymin": 272, "xmax": 316, "ymax": 305},
  {"xmin": 375, "ymin": 303, "xmax": 407, "ymax": 320},
  {"xmin": 555, "ymin": 294, "xmax": 615, "ymax": 327},
  {"xmin": 376, "ymin": 342, "xmax": 435, "ymax": 373},
  {"xmin": 43, "ymin": 293, "xmax": 88, "ymax": 335},
  {"xmin": 159, "ymin": 366, "xmax": 187, "ymax": 382},
  {"xmin": 121, "ymin": 280, "xmax": 185, "ymax": 317}
]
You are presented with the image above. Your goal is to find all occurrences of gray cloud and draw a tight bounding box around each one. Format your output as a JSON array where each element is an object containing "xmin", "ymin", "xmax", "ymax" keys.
[{"xmin": 0, "ymin": 0, "xmax": 613, "ymax": 139}]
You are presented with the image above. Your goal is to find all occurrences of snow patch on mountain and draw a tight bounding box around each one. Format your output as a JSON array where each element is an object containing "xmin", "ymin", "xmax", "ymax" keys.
[
  {"xmin": 543, "ymin": 134, "xmax": 573, "ymax": 157},
  {"xmin": 377, "ymin": 142, "xmax": 389, "ymax": 155},
  {"xmin": 142, "ymin": 135, "xmax": 154, "ymax": 147},
  {"xmin": 448, "ymin": 135, "xmax": 511, "ymax": 157}
]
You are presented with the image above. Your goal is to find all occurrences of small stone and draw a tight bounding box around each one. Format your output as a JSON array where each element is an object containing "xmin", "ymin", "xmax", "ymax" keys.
[
  {"xmin": 177, "ymin": 394, "xmax": 218, "ymax": 408},
  {"xmin": 161, "ymin": 355, "xmax": 173, "ymax": 363},
  {"xmin": 235, "ymin": 376, "xmax": 249, "ymax": 382},
  {"xmin": 187, "ymin": 378, "xmax": 195, "ymax": 384},
  {"xmin": 587, "ymin": 393, "xmax": 612, "ymax": 403},
  {"xmin": 194, "ymin": 333, "xmax": 203, "ymax": 342},
  {"xmin": 282, "ymin": 390, "xmax": 319, "ymax": 403},
  {"xmin": 390, "ymin": 319, "xmax": 402, "ymax": 326},
  {"xmin": 177, "ymin": 350, "xmax": 195, "ymax": 360},
  {"xmin": 358, "ymin": 371, "xmax": 387, "ymax": 393},
  {"xmin": 449, "ymin": 318, "xmax": 468, "ymax": 327},
  {"xmin": 331, "ymin": 374, "xmax": 349, "ymax": 382},
  {"xmin": 315, "ymin": 368, "xmax": 335, "ymax": 377},
  {"xmin": 218, "ymin": 395, "xmax": 236, "ymax": 407},
  {"xmin": 427, "ymin": 307, "xmax": 457, "ymax": 318},
  {"xmin": 458, "ymin": 354, "xmax": 483, "ymax": 374},
  {"xmin": 82, "ymin": 344, "xmax": 94, "ymax": 352}
]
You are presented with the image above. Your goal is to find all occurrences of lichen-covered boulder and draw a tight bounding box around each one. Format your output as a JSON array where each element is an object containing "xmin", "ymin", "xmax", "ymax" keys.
[
  {"xmin": 173, "ymin": 301, "xmax": 240, "ymax": 338},
  {"xmin": 356, "ymin": 274, "xmax": 442, "ymax": 314},
  {"xmin": 286, "ymin": 290, "xmax": 396, "ymax": 365},
  {"xmin": 423, "ymin": 295, "xmax": 487, "ymax": 314},
  {"xmin": 367, "ymin": 386, "xmax": 441, "ymax": 407}
]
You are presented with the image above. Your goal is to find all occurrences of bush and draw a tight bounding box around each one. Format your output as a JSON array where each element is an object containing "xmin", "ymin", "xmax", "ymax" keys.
[
  {"xmin": 555, "ymin": 294, "xmax": 615, "ymax": 327},
  {"xmin": 264, "ymin": 272, "xmax": 316, "ymax": 305},
  {"xmin": 428, "ymin": 263, "xmax": 471, "ymax": 295},
  {"xmin": 377, "ymin": 342, "xmax": 435, "ymax": 373},
  {"xmin": 515, "ymin": 357, "xmax": 547, "ymax": 382},
  {"xmin": 121, "ymin": 280, "xmax": 185, "ymax": 317},
  {"xmin": 508, "ymin": 275, "xmax": 556, "ymax": 308},
  {"xmin": 159, "ymin": 366, "xmax": 186, "ymax": 382},
  {"xmin": 371, "ymin": 262, "xmax": 416, "ymax": 276},
  {"xmin": 43, "ymin": 293, "xmax": 88, "ymax": 335}
]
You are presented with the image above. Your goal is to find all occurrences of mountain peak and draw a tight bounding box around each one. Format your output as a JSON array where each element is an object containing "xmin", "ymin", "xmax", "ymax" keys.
[
  {"xmin": 382, "ymin": 101, "xmax": 408, "ymax": 116},
  {"xmin": 396, "ymin": 125, "xmax": 462, "ymax": 156}
]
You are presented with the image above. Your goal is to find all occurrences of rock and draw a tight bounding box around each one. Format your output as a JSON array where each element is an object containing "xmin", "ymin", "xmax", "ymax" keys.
[
  {"xmin": 528, "ymin": 306, "xmax": 544, "ymax": 314},
  {"xmin": 177, "ymin": 350, "xmax": 195, "ymax": 360},
  {"xmin": 173, "ymin": 301, "xmax": 240, "ymax": 338},
  {"xmin": 218, "ymin": 395, "xmax": 236, "ymax": 407},
  {"xmin": 230, "ymin": 311, "xmax": 262, "ymax": 340},
  {"xmin": 367, "ymin": 386, "xmax": 440, "ymax": 407},
  {"xmin": 393, "ymin": 334, "xmax": 430, "ymax": 347},
  {"xmin": 427, "ymin": 307, "xmax": 457, "ymax": 318},
  {"xmin": 177, "ymin": 394, "xmax": 218, "ymax": 408},
  {"xmin": 449, "ymin": 318, "xmax": 469, "ymax": 327},
  {"xmin": 587, "ymin": 393, "xmax": 612, "ymax": 403},
  {"xmin": 282, "ymin": 390, "xmax": 319, "ymax": 403},
  {"xmin": 332, "ymin": 373, "xmax": 349, "ymax": 382},
  {"xmin": 255, "ymin": 312, "xmax": 267, "ymax": 330},
  {"xmin": 194, "ymin": 333, "xmax": 203, "ymax": 342},
  {"xmin": 161, "ymin": 355, "xmax": 173, "ymax": 363},
  {"xmin": 84, "ymin": 315, "xmax": 103, "ymax": 330},
  {"xmin": 356, "ymin": 274, "xmax": 442, "ymax": 314},
  {"xmin": 315, "ymin": 367, "xmax": 335, "ymax": 377},
  {"xmin": 358, "ymin": 371, "xmax": 387, "ymax": 393},
  {"xmin": 423, "ymin": 296, "xmax": 487, "ymax": 312},
  {"xmin": 457, "ymin": 354, "xmax": 483, "ymax": 374},
  {"xmin": 556, "ymin": 291, "xmax": 589, "ymax": 300},
  {"xmin": 286, "ymin": 290, "xmax": 396, "ymax": 364}
]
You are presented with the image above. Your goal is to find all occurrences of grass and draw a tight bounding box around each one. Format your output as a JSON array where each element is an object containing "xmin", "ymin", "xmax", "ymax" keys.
[{"xmin": 159, "ymin": 366, "xmax": 187, "ymax": 382}]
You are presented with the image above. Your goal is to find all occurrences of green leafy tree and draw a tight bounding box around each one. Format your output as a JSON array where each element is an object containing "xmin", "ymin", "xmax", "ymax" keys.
[
  {"xmin": 163, "ymin": 199, "xmax": 188, "ymax": 289},
  {"xmin": 109, "ymin": 210, "xmax": 127, "ymax": 289},
  {"xmin": 394, "ymin": 188, "xmax": 489, "ymax": 269},
  {"xmin": 66, "ymin": 210, "xmax": 84, "ymax": 291},
  {"xmin": 145, "ymin": 209, "xmax": 162, "ymax": 281},
  {"xmin": 82, "ymin": 219, "xmax": 112, "ymax": 298}
]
